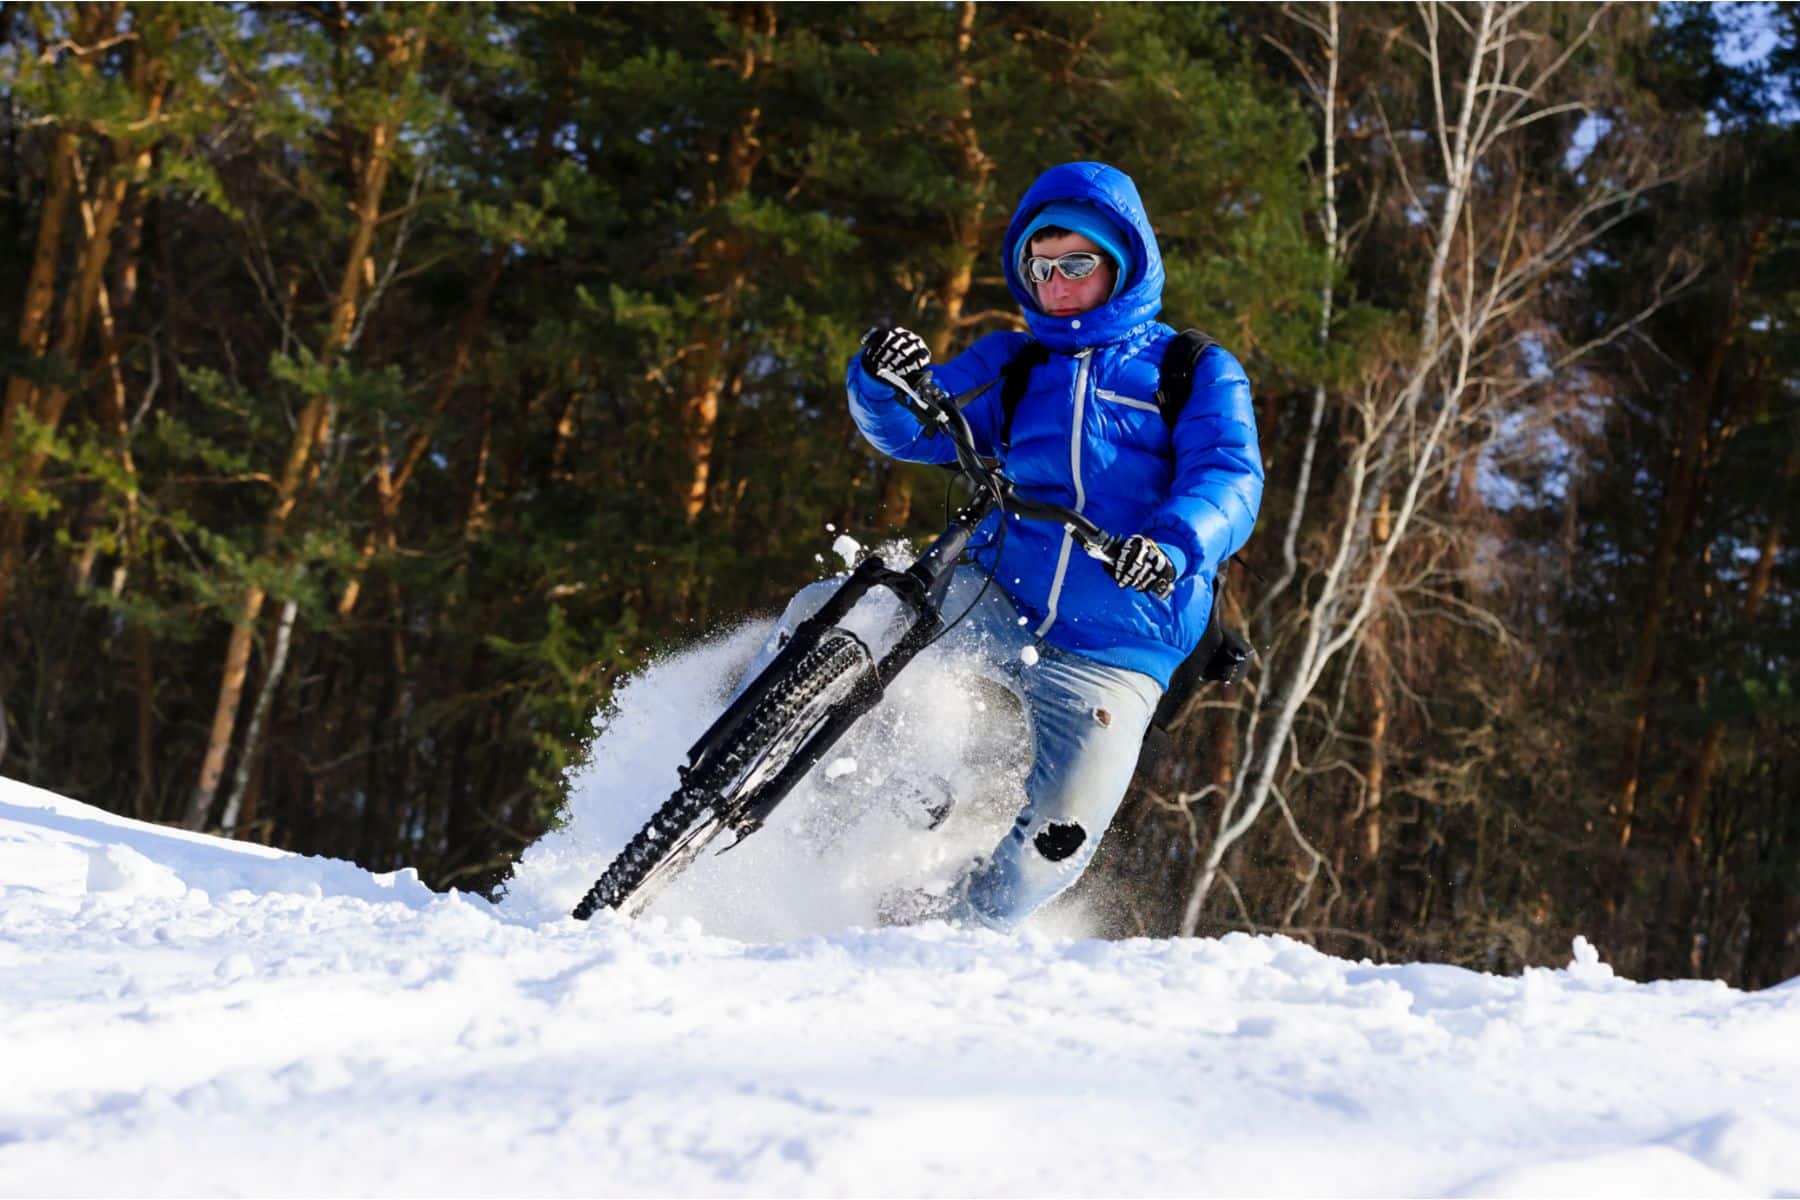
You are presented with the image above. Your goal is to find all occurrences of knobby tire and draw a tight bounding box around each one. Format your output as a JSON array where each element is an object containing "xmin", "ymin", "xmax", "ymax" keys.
[{"xmin": 571, "ymin": 631, "xmax": 869, "ymax": 920}]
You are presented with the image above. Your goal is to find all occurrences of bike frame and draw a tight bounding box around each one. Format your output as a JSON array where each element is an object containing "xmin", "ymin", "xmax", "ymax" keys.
[
  {"xmin": 570, "ymin": 370, "xmax": 1131, "ymax": 917},
  {"xmin": 681, "ymin": 371, "xmax": 1119, "ymax": 847}
]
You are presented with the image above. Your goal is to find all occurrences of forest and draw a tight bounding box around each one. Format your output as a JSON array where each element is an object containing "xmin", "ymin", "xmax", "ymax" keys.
[{"xmin": 1, "ymin": 1, "xmax": 1795, "ymax": 987}]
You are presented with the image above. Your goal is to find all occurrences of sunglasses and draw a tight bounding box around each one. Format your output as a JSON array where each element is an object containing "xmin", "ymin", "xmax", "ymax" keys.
[{"xmin": 1024, "ymin": 251, "xmax": 1107, "ymax": 284}]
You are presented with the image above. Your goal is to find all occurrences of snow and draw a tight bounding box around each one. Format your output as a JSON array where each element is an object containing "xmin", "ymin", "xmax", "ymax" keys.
[
  {"xmin": 830, "ymin": 533, "xmax": 862, "ymax": 567},
  {"xmin": 5, "ymin": 627, "xmax": 1800, "ymax": 1195},
  {"xmin": 834, "ymin": 584, "xmax": 911, "ymax": 660},
  {"xmin": 502, "ymin": 618, "xmax": 1033, "ymax": 941}
]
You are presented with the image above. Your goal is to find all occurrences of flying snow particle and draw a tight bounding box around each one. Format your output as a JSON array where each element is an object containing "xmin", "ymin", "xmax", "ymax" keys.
[
  {"xmin": 824, "ymin": 757, "xmax": 858, "ymax": 780},
  {"xmin": 1020, "ymin": 646, "xmax": 1040, "ymax": 666}
]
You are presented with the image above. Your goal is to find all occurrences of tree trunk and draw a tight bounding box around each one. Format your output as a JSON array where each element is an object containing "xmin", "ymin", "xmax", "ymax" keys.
[
  {"xmin": 0, "ymin": 127, "xmax": 76, "ymax": 464},
  {"xmin": 678, "ymin": 4, "xmax": 773, "ymax": 525},
  {"xmin": 876, "ymin": 464, "xmax": 916, "ymax": 530},
  {"xmin": 1671, "ymin": 443, "xmax": 1792, "ymax": 872},
  {"xmin": 1613, "ymin": 216, "xmax": 1771, "ymax": 848},
  {"xmin": 338, "ymin": 249, "xmax": 504, "ymax": 618},
  {"xmin": 222, "ymin": 597, "xmax": 298, "ymax": 837},
  {"xmin": 1364, "ymin": 683, "xmax": 1387, "ymax": 862},
  {"xmin": 186, "ymin": 30, "xmax": 422, "ymax": 830},
  {"xmin": 0, "ymin": 23, "xmax": 163, "ymax": 605},
  {"xmin": 873, "ymin": 0, "xmax": 996, "ymax": 535},
  {"xmin": 0, "ymin": 4, "xmax": 159, "ymax": 614},
  {"xmin": 131, "ymin": 622, "xmax": 155, "ymax": 819},
  {"xmin": 933, "ymin": 0, "xmax": 992, "ymax": 345},
  {"xmin": 0, "ymin": 118, "xmax": 78, "ymax": 615}
]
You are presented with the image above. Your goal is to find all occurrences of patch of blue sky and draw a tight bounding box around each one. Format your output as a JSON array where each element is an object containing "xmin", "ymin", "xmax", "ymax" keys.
[
  {"xmin": 1474, "ymin": 388, "xmax": 1607, "ymax": 512},
  {"xmin": 1565, "ymin": 114, "xmax": 1612, "ymax": 174},
  {"xmin": 1700, "ymin": 2, "xmax": 1799, "ymax": 129}
]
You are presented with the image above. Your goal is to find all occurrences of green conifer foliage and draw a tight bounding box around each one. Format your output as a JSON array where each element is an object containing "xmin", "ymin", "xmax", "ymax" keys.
[{"xmin": 0, "ymin": 3, "xmax": 1788, "ymax": 983}]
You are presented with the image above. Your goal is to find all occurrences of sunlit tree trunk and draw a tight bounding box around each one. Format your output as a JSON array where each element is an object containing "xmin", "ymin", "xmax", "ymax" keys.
[
  {"xmin": 221, "ymin": 598, "xmax": 298, "ymax": 836},
  {"xmin": 338, "ymin": 250, "xmax": 504, "ymax": 619},
  {"xmin": 185, "ymin": 28, "xmax": 423, "ymax": 830},
  {"xmin": 679, "ymin": 4, "xmax": 773, "ymax": 525},
  {"xmin": 0, "ymin": 132, "xmax": 77, "ymax": 567},
  {"xmin": 876, "ymin": 0, "xmax": 998, "ymax": 533},
  {"xmin": 0, "ymin": 6, "xmax": 136, "ymax": 618}
]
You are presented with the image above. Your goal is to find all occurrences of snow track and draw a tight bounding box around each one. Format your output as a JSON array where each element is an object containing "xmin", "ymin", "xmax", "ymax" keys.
[{"xmin": 4, "ymin": 771, "xmax": 1800, "ymax": 1196}]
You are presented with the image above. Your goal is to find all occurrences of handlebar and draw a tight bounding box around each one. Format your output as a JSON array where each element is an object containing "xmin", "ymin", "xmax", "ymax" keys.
[{"xmin": 875, "ymin": 365, "xmax": 1124, "ymax": 563}]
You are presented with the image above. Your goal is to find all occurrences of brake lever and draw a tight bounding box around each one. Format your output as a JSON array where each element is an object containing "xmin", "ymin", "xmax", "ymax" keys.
[
  {"xmin": 874, "ymin": 366, "xmax": 946, "ymax": 424},
  {"xmin": 1080, "ymin": 533, "xmax": 1120, "ymax": 565}
]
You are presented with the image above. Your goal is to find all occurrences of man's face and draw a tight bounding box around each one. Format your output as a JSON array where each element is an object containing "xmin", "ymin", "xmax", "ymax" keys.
[{"xmin": 1028, "ymin": 231, "xmax": 1118, "ymax": 317}]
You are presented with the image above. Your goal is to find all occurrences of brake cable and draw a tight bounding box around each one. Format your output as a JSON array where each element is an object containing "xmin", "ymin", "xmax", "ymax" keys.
[{"xmin": 878, "ymin": 370, "xmax": 1013, "ymax": 653}]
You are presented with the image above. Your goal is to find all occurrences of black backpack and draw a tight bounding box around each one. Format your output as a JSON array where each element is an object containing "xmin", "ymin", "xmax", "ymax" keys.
[{"xmin": 990, "ymin": 329, "xmax": 1253, "ymax": 738}]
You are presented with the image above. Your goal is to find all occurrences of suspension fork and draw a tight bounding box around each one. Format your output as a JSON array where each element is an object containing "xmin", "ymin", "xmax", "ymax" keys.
[
  {"xmin": 683, "ymin": 555, "xmax": 890, "ymax": 778},
  {"xmin": 712, "ymin": 488, "xmax": 1001, "ymax": 839}
]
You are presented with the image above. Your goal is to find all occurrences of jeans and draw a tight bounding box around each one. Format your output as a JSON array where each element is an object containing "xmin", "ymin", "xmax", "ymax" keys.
[{"xmin": 746, "ymin": 562, "xmax": 1163, "ymax": 932}]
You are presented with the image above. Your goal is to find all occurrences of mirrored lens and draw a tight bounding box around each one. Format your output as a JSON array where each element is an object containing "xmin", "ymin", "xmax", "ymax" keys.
[{"xmin": 1026, "ymin": 253, "xmax": 1102, "ymax": 284}]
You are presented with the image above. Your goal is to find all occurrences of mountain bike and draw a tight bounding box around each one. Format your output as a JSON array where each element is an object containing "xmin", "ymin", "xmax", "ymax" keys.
[{"xmin": 570, "ymin": 368, "xmax": 1169, "ymax": 920}]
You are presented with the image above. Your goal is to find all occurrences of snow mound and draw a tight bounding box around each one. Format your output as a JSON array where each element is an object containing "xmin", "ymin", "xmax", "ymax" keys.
[
  {"xmin": 0, "ymin": 777, "xmax": 435, "ymax": 908},
  {"xmin": 5, "ymin": 774, "xmax": 1800, "ymax": 1196}
]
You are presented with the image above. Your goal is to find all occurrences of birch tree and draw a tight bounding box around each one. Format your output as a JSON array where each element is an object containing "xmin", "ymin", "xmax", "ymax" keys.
[{"xmin": 1179, "ymin": 0, "xmax": 1696, "ymax": 935}]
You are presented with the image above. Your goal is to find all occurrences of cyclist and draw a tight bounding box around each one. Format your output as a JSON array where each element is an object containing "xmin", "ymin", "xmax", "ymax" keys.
[{"xmin": 805, "ymin": 160, "xmax": 1262, "ymax": 930}]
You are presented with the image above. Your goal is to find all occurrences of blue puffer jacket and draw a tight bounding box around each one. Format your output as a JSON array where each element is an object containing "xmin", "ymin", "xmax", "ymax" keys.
[{"xmin": 846, "ymin": 162, "xmax": 1263, "ymax": 688}]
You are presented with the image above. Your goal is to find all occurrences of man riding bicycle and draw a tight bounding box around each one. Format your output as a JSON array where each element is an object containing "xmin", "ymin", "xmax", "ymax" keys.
[{"xmin": 810, "ymin": 160, "xmax": 1263, "ymax": 931}]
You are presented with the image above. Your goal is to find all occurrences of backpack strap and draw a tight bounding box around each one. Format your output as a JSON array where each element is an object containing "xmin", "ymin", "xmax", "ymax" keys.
[
  {"xmin": 1146, "ymin": 560, "xmax": 1252, "ymax": 735},
  {"xmin": 998, "ymin": 340, "xmax": 1051, "ymax": 452},
  {"xmin": 997, "ymin": 327, "xmax": 1217, "ymax": 449},
  {"xmin": 1153, "ymin": 329, "xmax": 1219, "ymax": 430}
]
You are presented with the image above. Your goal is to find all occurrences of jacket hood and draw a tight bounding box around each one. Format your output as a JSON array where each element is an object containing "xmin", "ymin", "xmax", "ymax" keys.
[{"xmin": 1002, "ymin": 162, "xmax": 1165, "ymax": 353}]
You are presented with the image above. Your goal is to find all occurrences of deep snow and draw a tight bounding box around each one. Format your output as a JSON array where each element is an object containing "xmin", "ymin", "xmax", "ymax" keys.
[{"xmin": 4, "ymin": 583, "xmax": 1800, "ymax": 1196}]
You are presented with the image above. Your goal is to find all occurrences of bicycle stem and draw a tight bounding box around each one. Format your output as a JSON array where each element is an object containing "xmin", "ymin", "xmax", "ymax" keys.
[{"xmin": 874, "ymin": 366, "xmax": 1123, "ymax": 565}]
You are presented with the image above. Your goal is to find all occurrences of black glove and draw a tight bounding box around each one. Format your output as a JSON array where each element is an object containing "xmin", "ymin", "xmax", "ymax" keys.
[
  {"xmin": 1108, "ymin": 535, "xmax": 1176, "ymax": 600},
  {"xmin": 860, "ymin": 324, "xmax": 931, "ymax": 386}
]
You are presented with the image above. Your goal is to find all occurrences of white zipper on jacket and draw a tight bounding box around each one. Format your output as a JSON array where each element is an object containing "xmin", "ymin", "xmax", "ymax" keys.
[
  {"xmin": 1096, "ymin": 388, "xmax": 1159, "ymax": 413},
  {"xmin": 1034, "ymin": 349, "xmax": 1093, "ymax": 639}
]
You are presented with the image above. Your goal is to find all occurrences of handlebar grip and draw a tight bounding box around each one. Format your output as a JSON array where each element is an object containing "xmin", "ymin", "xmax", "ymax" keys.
[{"xmin": 874, "ymin": 366, "xmax": 939, "ymax": 416}]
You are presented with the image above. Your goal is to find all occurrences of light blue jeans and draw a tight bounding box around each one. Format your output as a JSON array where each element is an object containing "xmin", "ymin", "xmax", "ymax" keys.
[{"xmin": 745, "ymin": 563, "xmax": 1162, "ymax": 932}]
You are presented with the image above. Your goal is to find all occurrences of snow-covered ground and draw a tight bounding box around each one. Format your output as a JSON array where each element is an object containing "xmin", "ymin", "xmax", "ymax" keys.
[{"xmin": 5, "ymin": 608, "xmax": 1800, "ymax": 1196}]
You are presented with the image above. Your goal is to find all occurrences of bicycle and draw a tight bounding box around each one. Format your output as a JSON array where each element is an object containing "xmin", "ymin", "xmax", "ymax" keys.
[{"xmin": 570, "ymin": 366, "xmax": 1170, "ymax": 921}]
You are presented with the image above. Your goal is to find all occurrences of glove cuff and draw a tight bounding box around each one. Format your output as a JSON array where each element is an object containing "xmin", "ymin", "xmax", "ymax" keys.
[{"xmin": 1154, "ymin": 539, "xmax": 1188, "ymax": 578}]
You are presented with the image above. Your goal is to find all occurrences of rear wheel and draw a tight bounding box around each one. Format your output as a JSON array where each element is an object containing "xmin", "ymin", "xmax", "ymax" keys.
[{"xmin": 571, "ymin": 630, "xmax": 871, "ymax": 919}]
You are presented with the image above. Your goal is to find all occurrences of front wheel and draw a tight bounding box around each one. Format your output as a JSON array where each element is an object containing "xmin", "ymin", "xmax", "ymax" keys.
[{"xmin": 571, "ymin": 629, "xmax": 872, "ymax": 919}]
